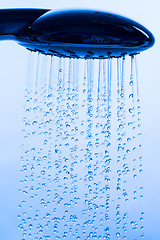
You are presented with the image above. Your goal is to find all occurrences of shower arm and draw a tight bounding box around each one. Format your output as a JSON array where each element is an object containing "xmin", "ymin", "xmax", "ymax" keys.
[{"xmin": 0, "ymin": 8, "xmax": 49, "ymax": 41}]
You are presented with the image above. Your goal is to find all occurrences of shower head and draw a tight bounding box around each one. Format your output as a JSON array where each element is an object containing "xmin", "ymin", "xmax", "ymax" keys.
[{"xmin": 0, "ymin": 8, "xmax": 155, "ymax": 59}]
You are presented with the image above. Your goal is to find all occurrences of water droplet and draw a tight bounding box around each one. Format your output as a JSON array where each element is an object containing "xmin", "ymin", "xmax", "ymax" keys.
[
  {"xmin": 116, "ymin": 232, "xmax": 120, "ymax": 238},
  {"xmin": 41, "ymin": 170, "xmax": 45, "ymax": 175},
  {"xmin": 129, "ymin": 80, "xmax": 133, "ymax": 86},
  {"xmin": 129, "ymin": 93, "xmax": 133, "ymax": 98}
]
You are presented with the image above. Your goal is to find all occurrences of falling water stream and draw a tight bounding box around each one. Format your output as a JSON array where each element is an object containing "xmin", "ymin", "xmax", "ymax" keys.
[{"xmin": 18, "ymin": 53, "xmax": 144, "ymax": 240}]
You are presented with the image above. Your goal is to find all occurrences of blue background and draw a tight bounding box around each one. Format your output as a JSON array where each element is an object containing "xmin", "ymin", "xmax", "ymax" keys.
[{"xmin": 0, "ymin": 1, "xmax": 159, "ymax": 239}]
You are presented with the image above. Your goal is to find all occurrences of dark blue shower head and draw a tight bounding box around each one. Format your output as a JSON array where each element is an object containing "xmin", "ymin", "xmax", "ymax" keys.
[{"xmin": 0, "ymin": 8, "xmax": 155, "ymax": 58}]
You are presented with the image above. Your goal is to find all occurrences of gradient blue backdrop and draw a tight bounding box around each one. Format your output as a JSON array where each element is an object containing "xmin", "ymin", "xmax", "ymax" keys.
[{"xmin": 0, "ymin": 1, "xmax": 159, "ymax": 239}]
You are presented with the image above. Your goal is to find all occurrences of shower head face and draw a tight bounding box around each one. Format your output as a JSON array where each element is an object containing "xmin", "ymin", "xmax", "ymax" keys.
[{"xmin": 0, "ymin": 9, "xmax": 155, "ymax": 58}]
